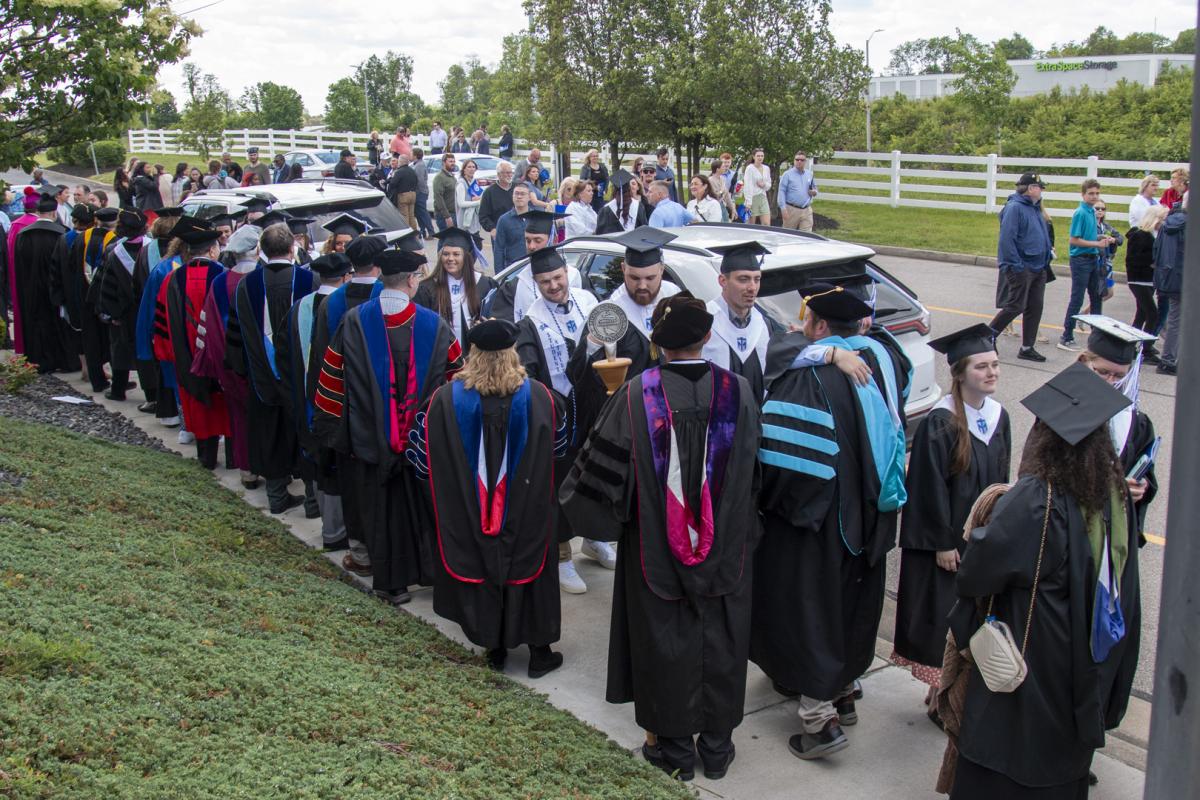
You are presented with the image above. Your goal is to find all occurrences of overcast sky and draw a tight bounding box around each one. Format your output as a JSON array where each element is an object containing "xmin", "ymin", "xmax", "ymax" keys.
[{"xmin": 157, "ymin": 0, "xmax": 1196, "ymax": 119}]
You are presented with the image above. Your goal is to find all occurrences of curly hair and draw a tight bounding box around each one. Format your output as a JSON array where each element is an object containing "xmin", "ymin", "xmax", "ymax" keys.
[
  {"xmin": 455, "ymin": 347, "xmax": 526, "ymax": 397},
  {"xmin": 1018, "ymin": 419, "xmax": 1125, "ymax": 517}
]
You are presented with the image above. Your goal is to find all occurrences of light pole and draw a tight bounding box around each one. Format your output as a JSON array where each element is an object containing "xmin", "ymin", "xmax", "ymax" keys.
[{"xmin": 866, "ymin": 29, "xmax": 884, "ymax": 154}]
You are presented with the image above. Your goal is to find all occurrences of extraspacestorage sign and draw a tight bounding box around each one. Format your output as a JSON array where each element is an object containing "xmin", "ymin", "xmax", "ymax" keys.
[{"xmin": 1036, "ymin": 60, "xmax": 1119, "ymax": 72}]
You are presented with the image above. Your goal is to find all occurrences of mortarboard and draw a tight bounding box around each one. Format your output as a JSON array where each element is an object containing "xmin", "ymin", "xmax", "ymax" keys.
[
  {"xmin": 344, "ymin": 234, "xmax": 387, "ymax": 267},
  {"xmin": 286, "ymin": 216, "xmax": 314, "ymax": 235},
  {"xmin": 801, "ymin": 281, "xmax": 872, "ymax": 323},
  {"xmin": 467, "ymin": 318, "xmax": 519, "ymax": 351},
  {"xmin": 117, "ymin": 207, "xmax": 146, "ymax": 230},
  {"xmin": 611, "ymin": 168, "xmax": 637, "ymax": 190},
  {"xmin": 928, "ymin": 323, "xmax": 998, "ymax": 365},
  {"xmin": 1020, "ymin": 362, "xmax": 1131, "ymax": 446},
  {"xmin": 529, "ymin": 247, "xmax": 567, "ymax": 275},
  {"xmin": 256, "ymin": 209, "xmax": 291, "ymax": 229},
  {"xmin": 650, "ymin": 293, "xmax": 713, "ymax": 349},
  {"xmin": 211, "ymin": 208, "xmax": 247, "ymax": 227},
  {"xmin": 1077, "ymin": 315, "xmax": 1156, "ymax": 366},
  {"xmin": 709, "ymin": 240, "xmax": 770, "ymax": 274},
  {"xmin": 517, "ymin": 209, "xmax": 568, "ymax": 237},
  {"xmin": 433, "ymin": 226, "xmax": 476, "ymax": 251},
  {"xmin": 310, "ymin": 253, "xmax": 353, "ymax": 279},
  {"xmin": 157, "ymin": 206, "xmax": 185, "ymax": 218},
  {"xmin": 95, "ymin": 207, "xmax": 119, "ymax": 223},
  {"xmin": 385, "ymin": 228, "xmax": 425, "ymax": 253},
  {"xmin": 321, "ymin": 212, "xmax": 369, "ymax": 238},
  {"xmin": 614, "ymin": 227, "xmax": 676, "ymax": 268},
  {"xmin": 36, "ymin": 192, "xmax": 58, "ymax": 212},
  {"xmin": 169, "ymin": 215, "xmax": 215, "ymax": 241},
  {"xmin": 239, "ymin": 197, "xmax": 272, "ymax": 215},
  {"xmin": 377, "ymin": 248, "xmax": 426, "ymax": 275}
]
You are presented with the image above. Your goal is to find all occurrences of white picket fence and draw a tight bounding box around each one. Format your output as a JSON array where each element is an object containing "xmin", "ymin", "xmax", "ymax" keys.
[{"xmin": 127, "ymin": 129, "xmax": 1184, "ymax": 220}]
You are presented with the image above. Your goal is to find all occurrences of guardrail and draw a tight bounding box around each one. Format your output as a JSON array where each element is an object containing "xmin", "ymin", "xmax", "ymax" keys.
[{"xmin": 127, "ymin": 129, "xmax": 1184, "ymax": 220}]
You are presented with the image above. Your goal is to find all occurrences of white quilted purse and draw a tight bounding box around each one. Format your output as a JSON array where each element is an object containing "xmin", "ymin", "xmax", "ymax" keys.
[{"xmin": 969, "ymin": 482, "xmax": 1051, "ymax": 694}]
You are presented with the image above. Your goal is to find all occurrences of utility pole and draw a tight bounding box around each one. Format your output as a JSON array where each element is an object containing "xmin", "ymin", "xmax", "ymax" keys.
[
  {"xmin": 1144, "ymin": 3, "xmax": 1200, "ymax": 797},
  {"xmin": 866, "ymin": 29, "xmax": 884, "ymax": 154}
]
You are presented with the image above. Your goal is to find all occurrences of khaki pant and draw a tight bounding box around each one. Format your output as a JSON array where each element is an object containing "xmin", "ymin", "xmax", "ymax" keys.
[
  {"xmin": 395, "ymin": 191, "xmax": 417, "ymax": 232},
  {"xmin": 781, "ymin": 204, "xmax": 814, "ymax": 232}
]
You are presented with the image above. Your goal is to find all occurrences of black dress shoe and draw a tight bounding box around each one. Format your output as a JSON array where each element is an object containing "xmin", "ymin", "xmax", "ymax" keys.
[
  {"xmin": 269, "ymin": 493, "xmax": 305, "ymax": 514},
  {"xmin": 1017, "ymin": 347, "xmax": 1047, "ymax": 362},
  {"xmin": 641, "ymin": 743, "xmax": 693, "ymax": 782},
  {"xmin": 322, "ymin": 535, "xmax": 350, "ymax": 552},
  {"xmin": 103, "ymin": 389, "xmax": 127, "ymax": 401},
  {"xmin": 486, "ymin": 648, "xmax": 507, "ymax": 671},
  {"xmin": 834, "ymin": 695, "xmax": 858, "ymax": 726},
  {"xmin": 1157, "ymin": 362, "xmax": 1177, "ymax": 375},
  {"xmin": 528, "ymin": 645, "xmax": 564, "ymax": 678},
  {"xmin": 305, "ymin": 505, "xmax": 322, "ymax": 519},
  {"xmin": 137, "ymin": 400, "xmax": 157, "ymax": 414},
  {"xmin": 91, "ymin": 380, "xmax": 111, "ymax": 393},
  {"xmin": 788, "ymin": 720, "xmax": 849, "ymax": 760},
  {"xmin": 702, "ymin": 744, "xmax": 735, "ymax": 780}
]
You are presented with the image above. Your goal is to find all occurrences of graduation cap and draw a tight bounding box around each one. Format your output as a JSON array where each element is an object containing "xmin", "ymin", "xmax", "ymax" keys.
[
  {"xmin": 36, "ymin": 192, "xmax": 58, "ymax": 212},
  {"xmin": 467, "ymin": 318, "xmax": 519, "ymax": 352},
  {"xmin": 433, "ymin": 226, "xmax": 475, "ymax": 251},
  {"xmin": 322, "ymin": 212, "xmax": 369, "ymax": 238},
  {"xmin": 70, "ymin": 203, "xmax": 96, "ymax": 224},
  {"xmin": 344, "ymin": 233, "xmax": 387, "ymax": 267},
  {"xmin": 517, "ymin": 210, "xmax": 568, "ymax": 237},
  {"xmin": 157, "ymin": 206, "xmax": 185, "ymax": 218},
  {"xmin": 310, "ymin": 253, "xmax": 352, "ymax": 279},
  {"xmin": 169, "ymin": 215, "xmax": 220, "ymax": 245},
  {"xmin": 239, "ymin": 197, "xmax": 272, "ymax": 215},
  {"xmin": 286, "ymin": 216, "xmax": 315, "ymax": 235},
  {"xmin": 212, "ymin": 208, "xmax": 247, "ymax": 227},
  {"xmin": 801, "ymin": 281, "xmax": 872, "ymax": 323},
  {"xmin": 385, "ymin": 229, "xmax": 425, "ymax": 253},
  {"xmin": 1077, "ymin": 315, "xmax": 1156, "ymax": 366},
  {"xmin": 95, "ymin": 207, "xmax": 119, "ymax": 223},
  {"xmin": 529, "ymin": 247, "xmax": 567, "ymax": 275},
  {"xmin": 614, "ymin": 227, "xmax": 676, "ymax": 268},
  {"xmin": 611, "ymin": 168, "xmax": 636, "ymax": 190},
  {"xmin": 225, "ymin": 224, "xmax": 262, "ymax": 255},
  {"xmin": 256, "ymin": 209, "xmax": 291, "ymax": 229},
  {"xmin": 650, "ymin": 293, "xmax": 712, "ymax": 349},
  {"xmin": 1021, "ymin": 362, "xmax": 1131, "ymax": 446},
  {"xmin": 709, "ymin": 240, "xmax": 769, "ymax": 274},
  {"xmin": 928, "ymin": 323, "xmax": 997, "ymax": 365},
  {"xmin": 117, "ymin": 207, "xmax": 146, "ymax": 231},
  {"xmin": 377, "ymin": 248, "xmax": 426, "ymax": 275}
]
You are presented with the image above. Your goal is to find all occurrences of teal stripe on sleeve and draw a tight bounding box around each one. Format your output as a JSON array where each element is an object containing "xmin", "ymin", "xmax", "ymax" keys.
[
  {"xmin": 758, "ymin": 448, "xmax": 836, "ymax": 479},
  {"xmin": 762, "ymin": 424, "xmax": 839, "ymax": 456},
  {"xmin": 762, "ymin": 400, "xmax": 834, "ymax": 429}
]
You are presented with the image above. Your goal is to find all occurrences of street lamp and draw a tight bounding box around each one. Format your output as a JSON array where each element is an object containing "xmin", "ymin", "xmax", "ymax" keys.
[{"xmin": 866, "ymin": 29, "xmax": 884, "ymax": 154}]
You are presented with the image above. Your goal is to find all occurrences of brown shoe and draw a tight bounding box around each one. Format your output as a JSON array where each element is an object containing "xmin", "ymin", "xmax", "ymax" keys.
[{"xmin": 341, "ymin": 554, "xmax": 372, "ymax": 576}]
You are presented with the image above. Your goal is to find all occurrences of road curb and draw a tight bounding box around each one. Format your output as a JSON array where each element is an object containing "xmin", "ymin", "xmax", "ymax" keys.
[{"xmin": 856, "ymin": 242, "xmax": 1127, "ymax": 284}]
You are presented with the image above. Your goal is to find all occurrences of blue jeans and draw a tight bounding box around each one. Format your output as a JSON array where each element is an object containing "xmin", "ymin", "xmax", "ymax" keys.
[
  {"xmin": 414, "ymin": 192, "xmax": 435, "ymax": 238},
  {"xmin": 1062, "ymin": 254, "xmax": 1104, "ymax": 341}
]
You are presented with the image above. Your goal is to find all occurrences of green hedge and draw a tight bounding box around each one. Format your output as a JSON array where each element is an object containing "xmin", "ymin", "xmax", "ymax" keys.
[{"xmin": 45, "ymin": 139, "xmax": 127, "ymax": 170}]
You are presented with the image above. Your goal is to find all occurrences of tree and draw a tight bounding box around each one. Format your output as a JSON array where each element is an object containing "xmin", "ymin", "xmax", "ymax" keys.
[
  {"xmin": 0, "ymin": 0, "xmax": 196, "ymax": 171},
  {"xmin": 355, "ymin": 52, "xmax": 425, "ymax": 130},
  {"xmin": 948, "ymin": 34, "xmax": 1016, "ymax": 152},
  {"xmin": 1172, "ymin": 29, "xmax": 1196, "ymax": 54},
  {"xmin": 177, "ymin": 64, "xmax": 229, "ymax": 159},
  {"xmin": 324, "ymin": 78, "xmax": 367, "ymax": 133},
  {"xmin": 148, "ymin": 88, "xmax": 180, "ymax": 128},
  {"xmin": 489, "ymin": 33, "xmax": 541, "ymax": 135},
  {"xmin": 239, "ymin": 82, "xmax": 305, "ymax": 130},
  {"xmin": 886, "ymin": 34, "xmax": 981, "ymax": 75},
  {"xmin": 994, "ymin": 32, "xmax": 1035, "ymax": 61}
]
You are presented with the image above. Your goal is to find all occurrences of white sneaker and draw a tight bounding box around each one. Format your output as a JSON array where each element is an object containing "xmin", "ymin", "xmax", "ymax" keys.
[
  {"xmin": 558, "ymin": 559, "xmax": 587, "ymax": 594},
  {"xmin": 178, "ymin": 429, "xmax": 196, "ymax": 445},
  {"xmin": 160, "ymin": 415, "xmax": 181, "ymax": 427},
  {"xmin": 581, "ymin": 539, "xmax": 617, "ymax": 570}
]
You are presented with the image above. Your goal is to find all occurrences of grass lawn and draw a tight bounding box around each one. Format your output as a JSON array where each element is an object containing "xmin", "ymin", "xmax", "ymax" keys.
[
  {"xmin": 816, "ymin": 199, "xmax": 1078, "ymax": 266},
  {"xmin": 0, "ymin": 417, "xmax": 690, "ymax": 799}
]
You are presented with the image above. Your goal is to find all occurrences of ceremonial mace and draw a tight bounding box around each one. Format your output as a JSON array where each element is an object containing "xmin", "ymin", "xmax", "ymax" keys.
[{"xmin": 586, "ymin": 302, "xmax": 632, "ymax": 395}]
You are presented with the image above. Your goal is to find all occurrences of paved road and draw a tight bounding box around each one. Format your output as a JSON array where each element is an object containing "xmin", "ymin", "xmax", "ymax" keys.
[{"xmin": 877, "ymin": 254, "xmax": 1173, "ymax": 698}]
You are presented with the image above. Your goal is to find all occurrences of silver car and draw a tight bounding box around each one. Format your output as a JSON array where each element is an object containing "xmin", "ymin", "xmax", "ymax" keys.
[
  {"xmin": 491, "ymin": 223, "xmax": 941, "ymax": 429},
  {"xmin": 422, "ymin": 154, "xmax": 509, "ymax": 212}
]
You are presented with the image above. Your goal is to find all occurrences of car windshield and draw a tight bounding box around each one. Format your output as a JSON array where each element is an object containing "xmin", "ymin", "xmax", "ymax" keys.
[
  {"xmin": 315, "ymin": 152, "xmax": 339, "ymax": 164},
  {"xmin": 308, "ymin": 199, "xmax": 409, "ymax": 243}
]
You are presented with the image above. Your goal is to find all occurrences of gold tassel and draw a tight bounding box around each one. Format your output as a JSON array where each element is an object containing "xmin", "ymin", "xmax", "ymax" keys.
[{"xmin": 798, "ymin": 285, "xmax": 843, "ymax": 322}]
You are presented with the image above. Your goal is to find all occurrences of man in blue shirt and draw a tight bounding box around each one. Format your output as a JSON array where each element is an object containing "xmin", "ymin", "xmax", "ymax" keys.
[
  {"xmin": 1059, "ymin": 179, "xmax": 1115, "ymax": 351},
  {"xmin": 990, "ymin": 173, "xmax": 1052, "ymax": 362},
  {"xmin": 777, "ymin": 151, "xmax": 819, "ymax": 232},
  {"xmin": 653, "ymin": 147, "xmax": 678, "ymax": 203},
  {"xmin": 647, "ymin": 181, "xmax": 695, "ymax": 228}
]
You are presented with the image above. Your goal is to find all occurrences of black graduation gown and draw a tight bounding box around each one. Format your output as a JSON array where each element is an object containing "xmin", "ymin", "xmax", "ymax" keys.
[
  {"xmin": 412, "ymin": 274, "xmax": 498, "ymax": 353},
  {"xmin": 947, "ymin": 476, "xmax": 1140, "ymax": 794},
  {"xmin": 90, "ymin": 237, "xmax": 143, "ymax": 371},
  {"xmin": 1118, "ymin": 410, "xmax": 1157, "ymax": 545},
  {"xmin": 312, "ymin": 302, "xmax": 463, "ymax": 592},
  {"xmin": 421, "ymin": 381, "xmax": 562, "ymax": 649},
  {"xmin": 278, "ymin": 291, "xmax": 328, "ymax": 485},
  {"xmin": 560, "ymin": 363, "xmax": 762, "ymax": 738},
  {"xmin": 751, "ymin": 348, "xmax": 905, "ymax": 700},
  {"xmin": 227, "ymin": 261, "xmax": 314, "ymax": 480},
  {"xmin": 594, "ymin": 201, "xmax": 650, "ymax": 234},
  {"xmin": 565, "ymin": 323, "xmax": 663, "ymax": 448},
  {"xmin": 893, "ymin": 406, "xmax": 1011, "ymax": 667},
  {"xmin": 13, "ymin": 219, "xmax": 72, "ymax": 371},
  {"xmin": 514, "ymin": 314, "xmax": 584, "ymax": 542}
]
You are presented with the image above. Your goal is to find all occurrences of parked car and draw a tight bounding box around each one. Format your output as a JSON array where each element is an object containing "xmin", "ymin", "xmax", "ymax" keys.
[
  {"xmin": 280, "ymin": 150, "xmax": 346, "ymax": 179},
  {"xmin": 181, "ymin": 179, "xmax": 411, "ymax": 255},
  {"xmin": 491, "ymin": 222, "xmax": 941, "ymax": 427},
  {"xmin": 421, "ymin": 154, "xmax": 509, "ymax": 212}
]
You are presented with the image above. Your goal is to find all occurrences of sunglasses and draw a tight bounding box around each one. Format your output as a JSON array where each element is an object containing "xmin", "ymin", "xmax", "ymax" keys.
[{"xmin": 1095, "ymin": 207, "xmax": 1107, "ymax": 212}]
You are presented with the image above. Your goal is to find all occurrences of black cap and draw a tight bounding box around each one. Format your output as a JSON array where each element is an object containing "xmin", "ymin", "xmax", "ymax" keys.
[
  {"xmin": 247, "ymin": 146, "xmax": 259, "ymax": 155},
  {"xmin": 611, "ymin": 168, "xmax": 636, "ymax": 189},
  {"xmin": 377, "ymin": 248, "xmax": 426, "ymax": 275},
  {"xmin": 709, "ymin": 240, "xmax": 769, "ymax": 274},
  {"xmin": 529, "ymin": 247, "xmax": 567, "ymax": 275},
  {"xmin": 467, "ymin": 318, "xmax": 519, "ymax": 351},
  {"xmin": 70, "ymin": 203, "xmax": 95, "ymax": 224},
  {"xmin": 157, "ymin": 206, "xmax": 185, "ymax": 218},
  {"xmin": 928, "ymin": 323, "xmax": 997, "ymax": 365},
  {"xmin": 1016, "ymin": 172, "xmax": 1046, "ymax": 189},
  {"xmin": 345, "ymin": 234, "xmax": 387, "ymax": 267},
  {"xmin": 95, "ymin": 207, "xmax": 119, "ymax": 223},
  {"xmin": 387, "ymin": 229, "xmax": 425, "ymax": 253},
  {"xmin": 614, "ymin": 227, "xmax": 676, "ymax": 268},
  {"xmin": 310, "ymin": 253, "xmax": 352, "ymax": 279},
  {"xmin": 433, "ymin": 226, "xmax": 476, "ymax": 252},
  {"xmin": 802, "ymin": 281, "xmax": 872, "ymax": 323},
  {"xmin": 517, "ymin": 210, "xmax": 567, "ymax": 237},
  {"xmin": 169, "ymin": 215, "xmax": 217, "ymax": 244},
  {"xmin": 117, "ymin": 208, "xmax": 146, "ymax": 230},
  {"xmin": 257, "ymin": 209, "xmax": 291, "ymax": 229},
  {"xmin": 340, "ymin": 148, "xmax": 354, "ymax": 158},
  {"xmin": 36, "ymin": 192, "xmax": 58, "ymax": 212},
  {"xmin": 286, "ymin": 216, "xmax": 314, "ymax": 235},
  {"xmin": 239, "ymin": 197, "xmax": 271, "ymax": 214},
  {"xmin": 211, "ymin": 208, "xmax": 247, "ymax": 226},
  {"xmin": 321, "ymin": 212, "xmax": 369, "ymax": 238},
  {"xmin": 650, "ymin": 293, "xmax": 713, "ymax": 349},
  {"xmin": 1020, "ymin": 362, "xmax": 1131, "ymax": 446},
  {"xmin": 1078, "ymin": 315, "xmax": 1156, "ymax": 366},
  {"xmin": 177, "ymin": 226, "xmax": 223, "ymax": 247}
]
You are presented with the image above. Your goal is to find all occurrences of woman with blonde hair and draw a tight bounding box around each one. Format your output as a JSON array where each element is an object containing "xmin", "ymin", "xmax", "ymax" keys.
[
  {"xmin": 1126, "ymin": 174, "xmax": 1160, "ymax": 228},
  {"xmin": 1125, "ymin": 203, "xmax": 1168, "ymax": 356},
  {"xmin": 579, "ymin": 149, "xmax": 609, "ymax": 212},
  {"xmin": 565, "ymin": 180, "xmax": 598, "ymax": 238},
  {"xmin": 408, "ymin": 317, "xmax": 565, "ymax": 677}
]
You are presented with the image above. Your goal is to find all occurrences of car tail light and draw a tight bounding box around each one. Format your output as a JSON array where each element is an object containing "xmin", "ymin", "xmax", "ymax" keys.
[
  {"xmin": 321, "ymin": 170, "xmax": 333, "ymax": 177},
  {"xmin": 885, "ymin": 310, "xmax": 930, "ymax": 337},
  {"xmin": 477, "ymin": 178, "xmax": 492, "ymax": 187}
]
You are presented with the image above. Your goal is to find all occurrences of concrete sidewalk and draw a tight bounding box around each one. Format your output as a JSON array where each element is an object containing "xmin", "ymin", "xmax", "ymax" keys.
[{"xmin": 62, "ymin": 371, "xmax": 1148, "ymax": 799}]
